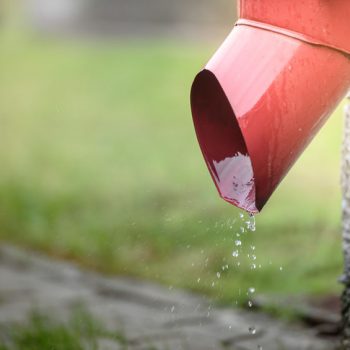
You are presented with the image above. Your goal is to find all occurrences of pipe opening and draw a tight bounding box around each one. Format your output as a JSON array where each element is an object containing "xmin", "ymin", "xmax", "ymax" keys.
[{"xmin": 191, "ymin": 69, "xmax": 257, "ymax": 213}]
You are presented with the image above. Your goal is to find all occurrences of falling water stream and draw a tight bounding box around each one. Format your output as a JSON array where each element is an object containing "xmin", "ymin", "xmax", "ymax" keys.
[
  {"xmin": 213, "ymin": 212, "xmax": 262, "ymax": 349},
  {"xmin": 237, "ymin": 213, "xmax": 261, "ymax": 348},
  {"xmin": 175, "ymin": 207, "xmax": 285, "ymax": 349}
]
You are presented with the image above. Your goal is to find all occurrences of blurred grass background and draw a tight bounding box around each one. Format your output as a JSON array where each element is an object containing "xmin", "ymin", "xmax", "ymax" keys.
[{"xmin": 0, "ymin": 2, "xmax": 345, "ymax": 306}]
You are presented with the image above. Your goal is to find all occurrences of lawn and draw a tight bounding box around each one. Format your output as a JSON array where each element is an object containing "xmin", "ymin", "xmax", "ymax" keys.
[
  {"xmin": 0, "ymin": 308, "xmax": 130, "ymax": 350},
  {"xmin": 0, "ymin": 25, "xmax": 346, "ymax": 306}
]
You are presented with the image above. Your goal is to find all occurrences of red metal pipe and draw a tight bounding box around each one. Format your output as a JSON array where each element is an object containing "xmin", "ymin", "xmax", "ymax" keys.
[{"xmin": 191, "ymin": 0, "xmax": 350, "ymax": 213}]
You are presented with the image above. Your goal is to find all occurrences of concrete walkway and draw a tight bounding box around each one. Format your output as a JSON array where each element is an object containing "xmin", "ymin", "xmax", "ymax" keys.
[{"xmin": 0, "ymin": 245, "xmax": 337, "ymax": 350}]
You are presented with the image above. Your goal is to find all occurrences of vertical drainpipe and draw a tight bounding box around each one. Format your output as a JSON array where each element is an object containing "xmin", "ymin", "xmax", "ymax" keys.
[{"xmin": 342, "ymin": 93, "xmax": 350, "ymax": 348}]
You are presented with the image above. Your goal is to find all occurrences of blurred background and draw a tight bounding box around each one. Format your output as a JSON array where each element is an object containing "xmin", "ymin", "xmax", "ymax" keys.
[{"xmin": 0, "ymin": 0, "xmax": 345, "ymax": 309}]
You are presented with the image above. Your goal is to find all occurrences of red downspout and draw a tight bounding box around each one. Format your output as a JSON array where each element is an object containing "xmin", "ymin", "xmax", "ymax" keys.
[{"xmin": 191, "ymin": 0, "xmax": 350, "ymax": 213}]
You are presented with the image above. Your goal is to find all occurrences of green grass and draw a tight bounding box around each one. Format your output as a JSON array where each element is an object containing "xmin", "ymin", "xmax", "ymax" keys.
[
  {"xmin": 0, "ymin": 308, "xmax": 131, "ymax": 350},
  {"xmin": 0, "ymin": 26, "xmax": 346, "ymax": 306}
]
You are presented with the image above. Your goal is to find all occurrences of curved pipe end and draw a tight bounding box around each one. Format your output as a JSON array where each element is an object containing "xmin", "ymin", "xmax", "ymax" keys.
[{"xmin": 191, "ymin": 69, "xmax": 261, "ymax": 214}]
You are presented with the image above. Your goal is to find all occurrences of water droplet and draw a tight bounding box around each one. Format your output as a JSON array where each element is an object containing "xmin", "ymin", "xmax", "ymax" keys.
[
  {"xmin": 222, "ymin": 264, "xmax": 229, "ymax": 270},
  {"xmin": 232, "ymin": 250, "xmax": 239, "ymax": 258},
  {"xmin": 251, "ymin": 255, "xmax": 257, "ymax": 261},
  {"xmin": 229, "ymin": 325, "xmax": 232, "ymax": 330},
  {"xmin": 239, "ymin": 213, "xmax": 244, "ymax": 219},
  {"xmin": 217, "ymin": 272, "xmax": 221, "ymax": 279},
  {"xmin": 235, "ymin": 240, "xmax": 242, "ymax": 247},
  {"xmin": 170, "ymin": 306, "xmax": 175, "ymax": 313},
  {"xmin": 248, "ymin": 301, "xmax": 253, "ymax": 308},
  {"xmin": 197, "ymin": 278, "xmax": 201, "ymax": 283},
  {"xmin": 279, "ymin": 266, "xmax": 283, "ymax": 271},
  {"xmin": 250, "ymin": 245, "xmax": 256, "ymax": 251},
  {"xmin": 248, "ymin": 287, "xmax": 256, "ymax": 294},
  {"xmin": 250, "ymin": 264, "xmax": 257, "ymax": 270},
  {"xmin": 246, "ymin": 215, "xmax": 256, "ymax": 232},
  {"xmin": 248, "ymin": 326, "xmax": 256, "ymax": 334},
  {"xmin": 240, "ymin": 227, "xmax": 245, "ymax": 233},
  {"xmin": 211, "ymin": 282, "xmax": 215, "ymax": 287}
]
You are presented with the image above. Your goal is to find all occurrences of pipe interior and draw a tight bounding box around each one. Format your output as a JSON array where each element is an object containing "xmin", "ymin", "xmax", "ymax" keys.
[{"xmin": 191, "ymin": 69, "xmax": 257, "ymax": 213}]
